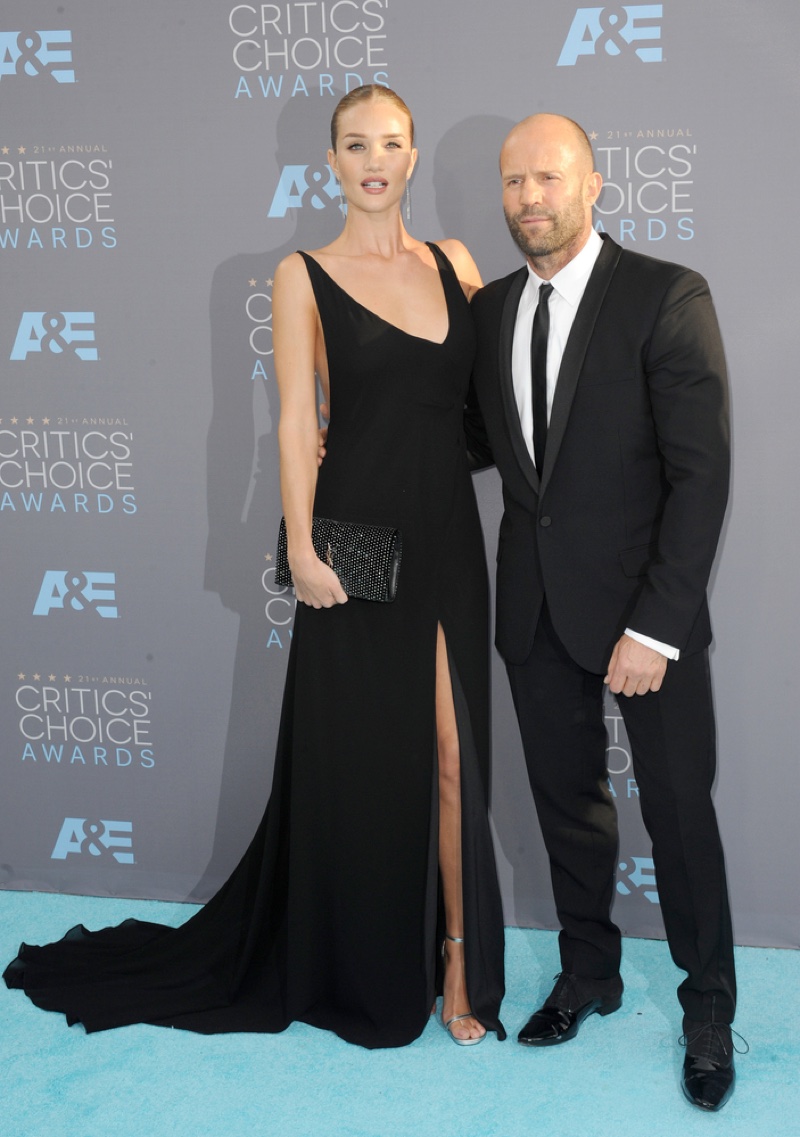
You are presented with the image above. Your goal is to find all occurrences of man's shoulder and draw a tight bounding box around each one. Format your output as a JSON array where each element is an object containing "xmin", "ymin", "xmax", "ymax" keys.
[
  {"xmin": 473, "ymin": 266, "xmax": 527, "ymax": 310},
  {"xmin": 610, "ymin": 237, "xmax": 707, "ymax": 289}
]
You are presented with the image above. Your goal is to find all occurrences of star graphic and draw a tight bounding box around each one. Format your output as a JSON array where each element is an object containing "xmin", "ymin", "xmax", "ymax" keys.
[
  {"xmin": 18, "ymin": 145, "xmax": 26, "ymax": 154},
  {"xmin": 26, "ymin": 416, "xmax": 34, "ymax": 425},
  {"xmin": 248, "ymin": 278, "xmax": 258, "ymax": 287},
  {"xmin": 33, "ymin": 673, "xmax": 41, "ymax": 681},
  {"xmin": 264, "ymin": 553, "xmax": 273, "ymax": 562},
  {"xmin": 589, "ymin": 131, "xmax": 598, "ymax": 141},
  {"xmin": 265, "ymin": 278, "xmax": 274, "ymax": 287},
  {"xmin": 11, "ymin": 416, "xmax": 19, "ymax": 424},
  {"xmin": 1, "ymin": 147, "xmax": 9, "ymax": 155},
  {"xmin": 64, "ymin": 674, "xmax": 72, "ymax": 682},
  {"xmin": 49, "ymin": 674, "xmax": 56, "ymax": 681},
  {"xmin": 42, "ymin": 417, "xmax": 50, "ymax": 425},
  {"xmin": 18, "ymin": 673, "xmax": 25, "ymax": 681}
]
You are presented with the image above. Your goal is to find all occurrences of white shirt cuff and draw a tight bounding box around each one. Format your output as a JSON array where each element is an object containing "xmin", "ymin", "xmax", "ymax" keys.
[{"xmin": 624, "ymin": 628, "xmax": 680, "ymax": 661}]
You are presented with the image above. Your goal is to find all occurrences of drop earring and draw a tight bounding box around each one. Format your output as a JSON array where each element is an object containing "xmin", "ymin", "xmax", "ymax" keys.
[
  {"xmin": 338, "ymin": 180, "xmax": 347, "ymax": 216},
  {"xmin": 404, "ymin": 180, "xmax": 412, "ymax": 223}
]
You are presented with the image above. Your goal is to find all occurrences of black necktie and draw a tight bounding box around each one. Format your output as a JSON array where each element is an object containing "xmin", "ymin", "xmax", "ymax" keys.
[{"xmin": 531, "ymin": 282, "xmax": 553, "ymax": 476}]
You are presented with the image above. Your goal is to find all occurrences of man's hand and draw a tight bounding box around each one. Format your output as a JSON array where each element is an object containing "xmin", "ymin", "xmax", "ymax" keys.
[
  {"xmin": 317, "ymin": 401, "xmax": 329, "ymax": 466},
  {"xmin": 604, "ymin": 634, "xmax": 667, "ymax": 697}
]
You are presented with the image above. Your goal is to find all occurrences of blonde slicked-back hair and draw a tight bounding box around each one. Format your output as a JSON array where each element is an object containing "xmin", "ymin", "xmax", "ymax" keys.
[{"xmin": 330, "ymin": 84, "xmax": 415, "ymax": 150}]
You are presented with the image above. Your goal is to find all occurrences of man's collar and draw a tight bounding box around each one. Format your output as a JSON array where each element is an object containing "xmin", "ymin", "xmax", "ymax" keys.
[{"xmin": 526, "ymin": 227, "xmax": 603, "ymax": 307}]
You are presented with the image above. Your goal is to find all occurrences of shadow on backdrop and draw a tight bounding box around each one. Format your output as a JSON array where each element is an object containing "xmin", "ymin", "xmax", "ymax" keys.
[{"xmin": 432, "ymin": 114, "xmax": 516, "ymax": 284}]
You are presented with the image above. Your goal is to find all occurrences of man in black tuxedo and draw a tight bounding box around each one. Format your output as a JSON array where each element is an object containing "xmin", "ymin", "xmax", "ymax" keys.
[{"xmin": 468, "ymin": 114, "xmax": 737, "ymax": 1110}]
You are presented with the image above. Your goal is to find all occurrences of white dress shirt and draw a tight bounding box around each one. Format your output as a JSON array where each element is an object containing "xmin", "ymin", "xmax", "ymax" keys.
[{"xmin": 511, "ymin": 228, "xmax": 678, "ymax": 661}]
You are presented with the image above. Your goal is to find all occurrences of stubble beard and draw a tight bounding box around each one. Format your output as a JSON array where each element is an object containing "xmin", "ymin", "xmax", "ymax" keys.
[{"xmin": 504, "ymin": 197, "xmax": 587, "ymax": 262}]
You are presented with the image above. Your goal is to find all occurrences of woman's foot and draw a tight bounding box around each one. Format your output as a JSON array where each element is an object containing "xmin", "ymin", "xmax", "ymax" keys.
[{"xmin": 442, "ymin": 934, "xmax": 486, "ymax": 1044}]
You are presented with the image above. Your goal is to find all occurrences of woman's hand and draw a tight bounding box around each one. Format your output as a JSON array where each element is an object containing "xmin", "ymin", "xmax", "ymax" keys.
[{"xmin": 290, "ymin": 550, "xmax": 348, "ymax": 608}]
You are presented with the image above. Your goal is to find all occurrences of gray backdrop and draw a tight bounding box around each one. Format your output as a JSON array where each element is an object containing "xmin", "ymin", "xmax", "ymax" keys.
[{"xmin": 2, "ymin": 0, "xmax": 798, "ymax": 949}]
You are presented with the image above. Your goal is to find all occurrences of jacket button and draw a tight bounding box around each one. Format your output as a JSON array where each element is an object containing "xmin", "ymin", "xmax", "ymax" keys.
[{"xmin": 540, "ymin": 515, "xmax": 552, "ymax": 527}]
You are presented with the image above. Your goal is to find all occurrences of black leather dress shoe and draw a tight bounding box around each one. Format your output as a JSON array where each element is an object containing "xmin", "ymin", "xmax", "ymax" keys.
[
  {"xmin": 681, "ymin": 1019, "xmax": 735, "ymax": 1111},
  {"xmin": 517, "ymin": 972, "xmax": 623, "ymax": 1046}
]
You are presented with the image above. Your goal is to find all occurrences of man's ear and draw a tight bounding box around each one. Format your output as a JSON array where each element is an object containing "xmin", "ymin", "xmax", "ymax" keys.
[{"xmin": 585, "ymin": 170, "xmax": 603, "ymax": 207}]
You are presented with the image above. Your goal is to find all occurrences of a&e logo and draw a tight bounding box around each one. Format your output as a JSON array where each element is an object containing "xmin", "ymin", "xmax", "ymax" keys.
[
  {"xmin": 617, "ymin": 855, "xmax": 660, "ymax": 903},
  {"xmin": 51, "ymin": 818, "xmax": 134, "ymax": 863},
  {"xmin": 268, "ymin": 164, "xmax": 340, "ymax": 218},
  {"xmin": 0, "ymin": 31, "xmax": 75, "ymax": 83},
  {"xmin": 558, "ymin": 5, "xmax": 663, "ymax": 66},
  {"xmin": 10, "ymin": 312, "xmax": 98, "ymax": 361},
  {"xmin": 33, "ymin": 571, "xmax": 119, "ymax": 618}
]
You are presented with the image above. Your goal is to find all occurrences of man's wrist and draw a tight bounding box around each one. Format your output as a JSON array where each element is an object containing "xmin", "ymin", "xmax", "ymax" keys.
[{"xmin": 624, "ymin": 628, "xmax": 680, "ymax": 661}]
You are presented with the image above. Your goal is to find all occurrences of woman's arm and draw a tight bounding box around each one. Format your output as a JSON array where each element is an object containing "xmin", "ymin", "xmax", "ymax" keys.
[{"xmin": 273, "ymin": 253, "xmax": 348, "ymax": 608}]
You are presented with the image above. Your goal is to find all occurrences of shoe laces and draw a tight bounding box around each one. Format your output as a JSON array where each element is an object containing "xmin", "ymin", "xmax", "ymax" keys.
[
  {"xmin": 549, "ymin": 971, "xmax": 576, "ymax": 1001},
  {"xmin": 679, "ymin": 1020, "xmax": 750, "ymax": 1057}
]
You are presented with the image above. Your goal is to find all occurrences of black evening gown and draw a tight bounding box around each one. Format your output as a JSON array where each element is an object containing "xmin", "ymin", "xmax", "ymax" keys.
[{"xmin": 4, "ymin": 243, "xmax": 506, "ymax": 1047}]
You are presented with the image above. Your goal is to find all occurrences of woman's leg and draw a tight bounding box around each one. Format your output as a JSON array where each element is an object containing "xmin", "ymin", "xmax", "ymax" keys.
[{"xmin": 436, "ymin": 623, "xmax": 485, "ymax": 1041}]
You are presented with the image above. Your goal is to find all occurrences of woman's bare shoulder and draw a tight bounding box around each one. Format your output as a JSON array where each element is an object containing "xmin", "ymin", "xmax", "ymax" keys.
[
  {"xmin": 274, "ymin": 250, "xmax": 309, "ymax": 279},
  {"xmin": 272, "ymin": 253, "xmax": 321, "ymax": 327},
  {"xmin": 433, "ymin": 238, "xmax": 483, "ymax": 296},
  {"xmin": 274, "ymin": 251, "xmax": 321, "ymax": 302},
  {"xmin": 435, "ymin": 237, "xmax": 470, "ymax": 256}
]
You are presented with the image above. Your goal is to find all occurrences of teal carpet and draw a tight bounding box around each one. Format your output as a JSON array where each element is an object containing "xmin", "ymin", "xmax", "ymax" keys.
[{"xmin": 2, "ymin": 890, "xmax": 797, "ymax": 1137}]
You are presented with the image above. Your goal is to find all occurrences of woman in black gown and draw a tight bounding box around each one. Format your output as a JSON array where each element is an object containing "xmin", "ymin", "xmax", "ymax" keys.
[{"xmin": 4, "ymin": 85, "xmax": 506, "ymax": 1049}]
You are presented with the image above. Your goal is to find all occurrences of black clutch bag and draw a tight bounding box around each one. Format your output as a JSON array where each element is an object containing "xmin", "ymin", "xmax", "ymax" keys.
[{"xmin": 275, "ymin": 516, "xmax": 403, "ymax": 603}]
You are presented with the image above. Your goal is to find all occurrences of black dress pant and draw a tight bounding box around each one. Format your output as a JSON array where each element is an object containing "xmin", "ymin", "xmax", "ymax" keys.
[{"xmin": 506, "ymin": 604, "xmax": 736, "ymax": 1023}]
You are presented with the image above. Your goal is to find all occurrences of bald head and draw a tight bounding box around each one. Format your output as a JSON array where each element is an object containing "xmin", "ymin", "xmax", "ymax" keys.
[
  {"xmin": 501, "ymin": 114, "xmax": 595, "ymax": 178},
  {"xmin": 500, "ymin": 113, "xmax": 602, "ymax": 276}
]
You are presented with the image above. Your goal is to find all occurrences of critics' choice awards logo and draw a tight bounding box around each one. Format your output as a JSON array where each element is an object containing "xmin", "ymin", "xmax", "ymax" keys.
[
  {"xmin": 592, "ymin": 131, "xmax": 696, "ymax": 243},
  {"xmin": 0, "ymin": 422, "xmax": 136, "ymax": 515},
  {"xmin": 263, "ymin": 553, "xmax": 295, "ymax": 648},
  {"xmin": 0, "ymin": 151, "xmax": 116, "ymax": 252},
  {"xmin": 51, "ymin": 820, "xmax": 134, "ymax": 863},
  {"xmin": 558, "ymin": 5, "xmax": 662, "ymax": 66},
  {"xmin": 268, "ymin": 162, "xmax": 340, "ymax": 217},
  {"xmin": 10, "ymin": 312, "xmax": 98, "ymax": 361},
  {"xmin": 33, "ymin": 571, "xmax": 119, "ymax": 618},
  {"xmin": 247, "ymin": 276, "xmax": 274, "ymax": 381},
  {"xmin": 0, "ymin": 31, "xmax": 75, "ymax": 83},
  {"xmin": 230, "ymin": 1, "xmax": 389, "ymax": 99},
  {"xmin": 16, "ymin": 675, "xmax": 154, "ymax": 769}
]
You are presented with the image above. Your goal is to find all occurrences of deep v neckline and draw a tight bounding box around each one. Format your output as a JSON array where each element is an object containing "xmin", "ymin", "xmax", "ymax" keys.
[{"xmin": 302, "ymin": 244, "xmax": 453, "ymax": 346}]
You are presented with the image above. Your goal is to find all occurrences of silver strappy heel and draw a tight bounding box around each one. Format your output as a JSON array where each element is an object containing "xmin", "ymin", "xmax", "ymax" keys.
[{"xmin": 441, "ymin": 934, "xmax": 486, "ymax": 1046}]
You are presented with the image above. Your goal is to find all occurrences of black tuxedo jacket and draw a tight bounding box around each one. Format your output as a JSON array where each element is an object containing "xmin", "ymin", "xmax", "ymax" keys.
[{"xmin": 468, "ymin": 234, "xmax": 730, "ymax": 673}]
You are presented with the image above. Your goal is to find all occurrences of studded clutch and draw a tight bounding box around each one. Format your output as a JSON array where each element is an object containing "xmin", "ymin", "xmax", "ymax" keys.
[{"xmin": 275, "ymin": 516, "xmax": 403, "ymax": 603}]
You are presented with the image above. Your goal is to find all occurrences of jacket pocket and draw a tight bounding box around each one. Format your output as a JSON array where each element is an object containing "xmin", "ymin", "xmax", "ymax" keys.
[{"xmin": 618, "ymin": 542, "xmax": 657, "ymax": 578}]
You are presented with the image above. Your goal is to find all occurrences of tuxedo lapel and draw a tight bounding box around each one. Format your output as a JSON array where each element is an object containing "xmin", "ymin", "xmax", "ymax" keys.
[
  {"xmin": 540, "ymin": 236, "xmax": 623, "ymax": 491},
  {"xmin": 497, "ymin": 268, "xmax": 540, "ymax": 492}
]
